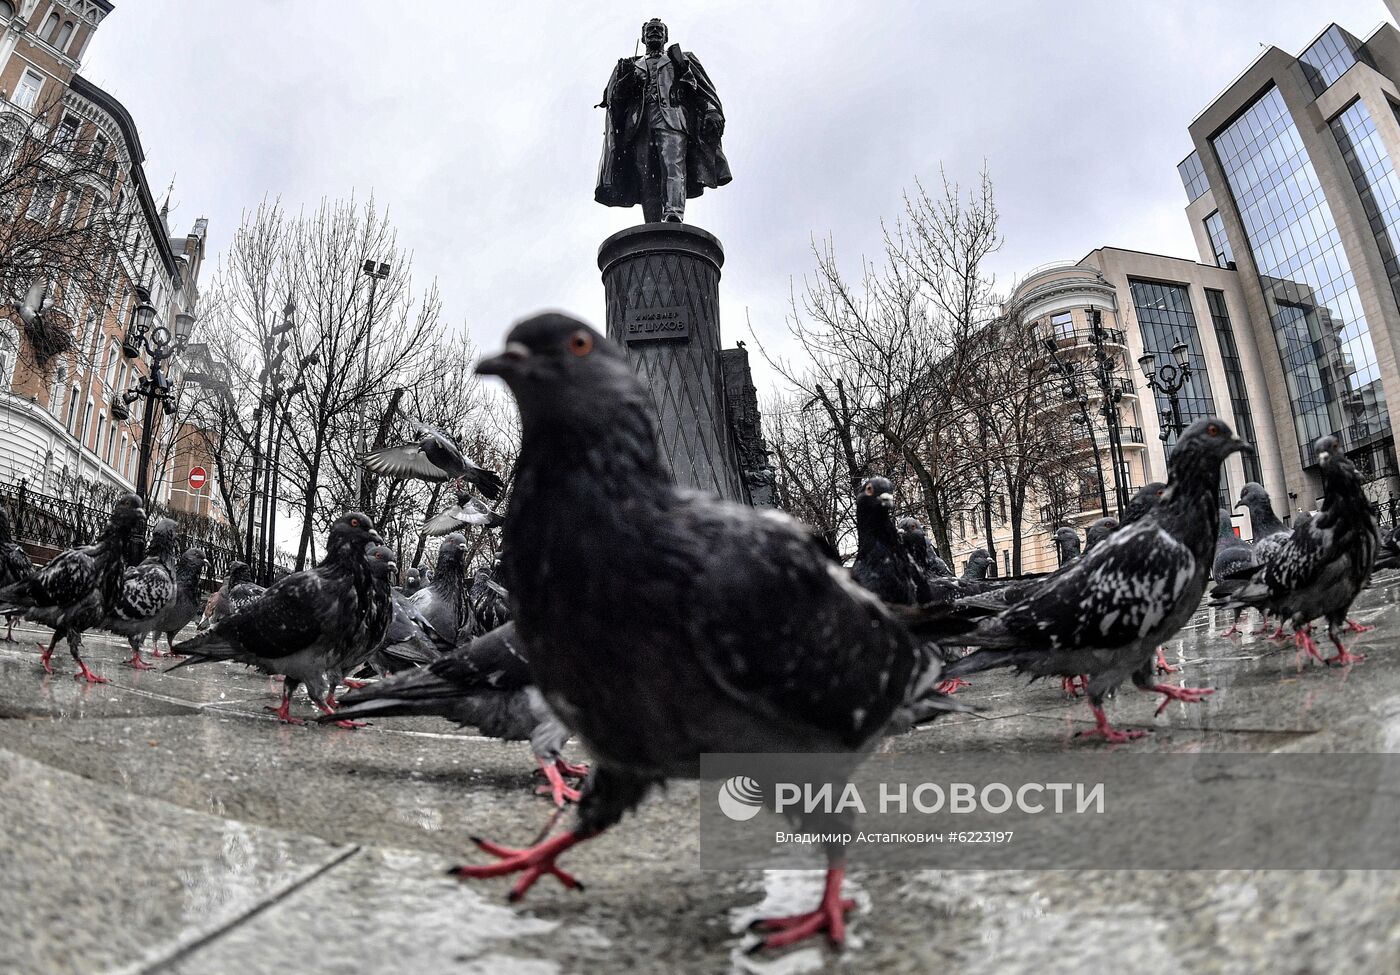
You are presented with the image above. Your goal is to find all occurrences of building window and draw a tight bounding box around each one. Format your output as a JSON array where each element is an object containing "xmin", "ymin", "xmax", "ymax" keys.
[
  {"xmin": 13, "ymin": 69, "xmax": 43, "ymax": 112},
  {"xmin": 105, "ymin": 420, "xmax": 116, "ymax": 464},
  {"xmin": 59, "ymin": 187, "xmax": 81, "ymax": 225},
  {"xmin": 1213, "ymin": 85, "xmax": 1389, "ymax": 471},
  {"xmin": 48, "ymin": 363, "xmax": 67, "ymax": 417},
  {"xmin": 1049, "ymin": 310, "xmax": 1074, "ymax": 341},
  {"xmin": 94, "ymin": 414, "xmax": 105, "ymax": 458},
  {"xmin": 55, "ymin": 20, "xmax": 74, "ymax": 52},
  {"xmin": 119, "ymin": 434, "xmax": 128, "ymax": 476},
  {"xmin": 1128, "ymin": 278, "xmax": 1218, "ymax": 449},
  {"xmin": 1206, "ymin": 290, "xmax": 1264, "ymax": 484},
  {"xmin": 55, "ymin": 114, "xmax": 78, "ymax": 145},
  {"xmin": 0, "ymin": 3, "xmax": 15, "ymax": 22},
  {"xmin": 25, "ymin": 181, "xmax": 55, "ymax": 221},
  {"xmin": 41, "ymin": 11, "xmax": 59, "ymax": 42},
  {"xmin": 1332, "ymin": 99, "xmax": 1400, "ymax": 315},
  {"xmin": 66, "ymin": 385, "xmax": 80, "ymax": 431},
  {"xmin": 1177, "ymin": 151, "xmax": 1209, "ymax": 204},
  {"xmin": 1299, "ymin": 25, "xmax": 1366, "ymax": 98},
  {"xmin": 1203, "ymin": 211, "xmax": 1234, "ymax": 268},
  {"xmin": 0, "ymin": 323, "xmax": 17, "ymax": 388}
]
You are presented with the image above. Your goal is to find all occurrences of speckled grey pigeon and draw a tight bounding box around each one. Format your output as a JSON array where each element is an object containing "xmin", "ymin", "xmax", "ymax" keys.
[
  {"xmin": 198, "ymin": 561, "xmax": 265, "ymax": 631},
  {"xmin": 0, "ymin": 508, "xmax": 34, "ymax": 642},
  {"xmin": 851, "ymin": 477, "xmax": 930, "ymax": 607},
  {"xmin": 1236, "ymin": 482, "xmax": 1290, "ymax": 565},
  {"xmin": 1085, "ymin": 517, "xmax": 1118, "ymax": 551},
  {"xmin": 369, "ymin": 587, "xmax": 445, "ymax": 675},
  {"xmin": 927, "ymin": 418, "xmax": 1250, "ymax": 742},
  {"xmin": 170, "ymin": 513, "xmax": 389, "ymax": 724},
  {"xmin": 323, "ymin": 544, "xmax": 399, "ymax": 723},
  {"xmin": 137, "ymin": 546, "xmax": 207, "ymax": 660},
  {"xmin": 362, "ymin": 421, "xmax": 503, "ymax": 500},
  {"xmin": 0, "ymin": 494, "xmax": 147, "ymax": 683},
  {"xmin": 424, "ymin": 487, "xmax": 505, "ymax": 536},
  {"xmin": 451, "ymin": 314, "xmax": 966, "ymax": 951},
  {"xmin": 100, "ymin": 518, "xmax": 181, "ymax": 671},
  {"xmin": 1053, "ymin": 527, "xmax": 1081, "ymax": 562},
  {"xmin": 327, "ymin": 620, "xmax": 585, "ymax": 807},
  {"xmin": 410, "ymin": 533, "xmax": 474, "ymax": 645},
  {"xmin": 1222, "ymin": 437, "xmax": 1377, "ymax": 666}
]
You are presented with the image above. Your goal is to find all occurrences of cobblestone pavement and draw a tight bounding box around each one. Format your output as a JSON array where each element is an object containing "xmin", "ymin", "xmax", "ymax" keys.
[{"xmin": 4, "ymin": 576, "xmax": 1400, "ymax": 974}]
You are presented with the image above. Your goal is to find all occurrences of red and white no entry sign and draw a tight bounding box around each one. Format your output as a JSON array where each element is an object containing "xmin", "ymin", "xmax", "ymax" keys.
[{"xmin": 188, "ymin": 466, "xmax": 208, "ymax": 489}]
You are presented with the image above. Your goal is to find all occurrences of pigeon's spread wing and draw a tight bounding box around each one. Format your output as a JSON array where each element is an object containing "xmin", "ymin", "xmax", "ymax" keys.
[
  {"xmin": 432, "ymin": 623, "xmax": 532, "ymax": 692},
  {"xmin": 669, "ymin": 500, "xmax": 915, "ymax": 747},
  {"xmin": 362, "ymin": 444, "xmax": 448, "ymax": 481},
  {"xmin": 110, "ymin": 562, "xmax": 176, "ymax": 621},
  {"xmin": 423, "ymin": 499, "xmax": 503, "ymax": 535},
  {"xmin": 995, "ymin": 522, "xmax": 1199, "ymax": 652},
  {"xmin": 211, "ymin": 574, "xmax": 328, "ymax": 659}
]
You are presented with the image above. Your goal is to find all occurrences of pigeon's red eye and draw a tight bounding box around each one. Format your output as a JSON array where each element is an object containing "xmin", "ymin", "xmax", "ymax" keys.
[
  {"xmin": 863, "ymin": 483, "xmax": 875, "ymax": 496},
  {"xmin": 351, "ymin": 518, "xmax": 360, "ymax": 527},
  {"xmin": 569, "ymin": 331, "xmax": 594, "ymax": 357},
  {"xmin": 1207, "ymin": 423, "xmax": 1220, "ymax": 436}
]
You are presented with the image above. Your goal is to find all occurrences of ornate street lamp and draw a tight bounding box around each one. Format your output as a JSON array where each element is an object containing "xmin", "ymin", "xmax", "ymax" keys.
[
  {"xmin": 121, "ymin": 284, "xmax": 194, "ymax": 503},
  {"xmin": 1138, "ymin": 336, "xmax": 1193, "ymax": 443}
]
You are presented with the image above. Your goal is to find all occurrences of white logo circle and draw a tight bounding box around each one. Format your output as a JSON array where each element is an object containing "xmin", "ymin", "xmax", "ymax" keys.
[{"xmin": 717, "ymin": 775, "xmax": 764, "ymax": 821}]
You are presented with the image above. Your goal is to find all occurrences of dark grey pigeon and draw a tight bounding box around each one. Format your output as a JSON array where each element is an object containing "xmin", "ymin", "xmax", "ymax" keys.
[
  {"xmin": 962, "ymin": 548, "xmax": 993, "ymax": 580},
  {"xmin": 897, "ymin": 517, "xmax": 951, "ymax": 578},
  {"xmin": 328, "ymin": 620, "xmax": 585, "ymax": 807},
  {"xmin": 100, "ymin": 518, "xmax": 181, "ymax": 671},
  {"xmin": 423, "ymin": 487, "xmax": 505, "ymax": 536},
  {"xmin": 469, "ymin": 564, "xmax": 513, "ymax": 634},
  {"xmin": 1222, "ymin": 437, "xmax": 1377, "ymax": 666},
  {"xmin": 362, "ymin": 420, "xmax": 503, "ymax": 500},
  {"xmin": 1053, "ymin": 527, "xmax": 1081, "ymax": 562},
  {"xmin": 142, "ymin": 547, "xmax": 207, "ymax": 657},
  {"xmin": 1085, "ymin": 517, "xmax": 1118, "ymax": 551},
  {"xmin": 451, "ymin": 313, "xmax": 965, "ymax": 951},
  {"xmin": 198, "ymin": 561, "xmax": 264, "ymax": 631},
  {"xmin": 410, "ymin": 533, "xmax": 473, "ymax": 646},
  {"xmin": 1211, "ymin": 509, "xmax": 1254, "ymax": 637},
  {"xmin": 927, "ymin": 418, "xmax": 1249, "ymax": 742},
  {"xmin": 1236, "ymin": 482, "xmax": 1290, "ymax": 565},
  {"xmin": 0, "ymin": 508, "xmax": 34, "ymax": 642},
  {"xmin": 369, "ymin": 587, "xmax": 446, "ymax": 675},
  {"xmin": 171, "ymin": 513, "xmax": 389, "ymax": 725},
  {"xmin": 851, "ymin": 477, "xmax": 930, "ymax": 607},
  {"xmin": 0, "ymin": 495, "xmax": 146, "ymax": 683},
  {"xmin": 1122, "ymin": 482, "xmax": 1167, "ymax": 526},
  {"xmin": 399, "ymin": 565, "xmax": 425, "ymax": 596}
]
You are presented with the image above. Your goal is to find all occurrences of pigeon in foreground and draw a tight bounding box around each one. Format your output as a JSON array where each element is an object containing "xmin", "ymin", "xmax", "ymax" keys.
[
  {"xmin": 897, "ymin": 517, "xmax": 951, "ymax": 578},
  {"xmin": 1085, "ymin": 517, "xmax": 1118, "ymax": 551},
  {"xmin": 424, "ymin": 487, "xmax": 505, "ymax": 536},
  {"xmin": 1053, "ymin": 527, "xmax": 1081, "ymax": 562},
  {"xmin": 926, "ymin": 418, "xmax": 1250, "ymax": 742},
  {"xmin": 171, "ymin": 513, "xmax": 389, "ymax": 724},
  {"xmin": 101, "ymin": 518, "xmax": 181, "ymax": 671},
  {"xmin": 1221, "ymin": 437, "xmax": 1377, "ymax": 666},
  {"xmin": 850, "ymin": 477, "xmax": 930, "ymax": 607},
  {"xmin": 0, "ymin": 508, "xmax": 34, "ymax": 642},
  {"xmin": 198, "ymin": 561, "xmax": 265, "ymax": 631},
  {"xmin": 326, "ymin": 620, "xmax": 586, "ymax": 807},
  {"xmin": 451, "ymin": 313, "xmax": 966, "ymax": 951},
  {"xmin": 0, "ymin": 495, "xmax": 146, "ymax": 682},
  {"xmin": 410, "ymin": 533, "xmax": 475, "ymax": 644},
  {"xmin": 361, "ymin": 421, "xmax": 504, "ymax": 500}
]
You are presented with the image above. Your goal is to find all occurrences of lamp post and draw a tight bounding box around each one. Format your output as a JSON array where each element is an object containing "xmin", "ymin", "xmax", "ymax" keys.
[
  {"xmin": 260, "ymin": 350, "xmax": 318, "ymax": 585},
  {"xmin": 121, "ymin": 285, "xmax": 194, "ymax": 504},
  {"xmin": 244, "ymin": 298, "xmax": 300, "ymax": 583},
  {"xmin": 356, "ymin": 259, "xmax": 391, "ymax": 509},
  {"xmin": 1137, "ymin": 337, "xmax": 1193, "ymax": 444}
]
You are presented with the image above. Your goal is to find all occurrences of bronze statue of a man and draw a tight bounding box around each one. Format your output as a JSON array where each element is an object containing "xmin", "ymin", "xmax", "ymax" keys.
[{"xmin": 594, "ymin": 18, "xmax": 732, "ymax": 223}]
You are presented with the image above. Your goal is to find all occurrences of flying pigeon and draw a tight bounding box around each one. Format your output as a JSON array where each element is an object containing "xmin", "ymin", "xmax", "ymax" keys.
[
  {"xmin": 1221, "ymin": 437, "xmax": 1377, "ymax": 666},
  {"xmin": 897, "ymin": 517, "xmax": 951, "ymax": 578},
  {"xmin": 1121, "ymin": 482, "xmax": 1167, "ymax": 525},
  {"xmin": 925, "ymin": 417, "xmax": 1250, "ymax": 742},
  {"xmin": 170, "ymin": 512, "xmax": 390, "ymax": 724},
  {"xmin": 0, "ymin": 495, "xmax": 147, "ymax": 683},
  {"xmin": 101, "ymin": 517, "xmax": 181, "ymax": 671},
  {"xmin": 1085, "ymin": 517, "xmax": 1118, "ymax": 551},
  {"xmin": 410, "ymin": 533, "xmax": 476, "ymax": 644},
  {"xmin": 1211, "ymin": 509, "xmax": 1254, "ymax": 637},
  {"xmin": 0, "ymin": 508, "xmax": 34, "ymax": 642},
  {"xmin": 198, "ymin": 561, "xmax": 265, "ymax": 631},
  {"xmin": 361, "ymin": 421, "xmax": 504, "ymax": 500},
  {"xmin": 423, "ymin": 487, "xmax": 505, "ymax": 536},
  {"xmin": 1053, "ymin": 527, "xmax": 1081, "ymax": 562},
  {"xmin": 450, "ymin": 313, "xmax": 966, "ymax": 952},
  {"xmin": 327, "ymin": 620, "xmax": 586, "ymax": 807},
  {"xmin": 851, "ymin": 477, "xmax": 930, "ymax": 607}
]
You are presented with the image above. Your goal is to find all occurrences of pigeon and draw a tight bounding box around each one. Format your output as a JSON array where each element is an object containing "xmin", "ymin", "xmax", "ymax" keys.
[
  {"xmin": 0, "ymin": 508, "xmax": 34, "ymax": 642},
  {"xmin": 850, "ymin": 477, "xmax": 930, "ymax": 607},
  {"xmin": 410, "ymin": 533, "xmax": 475, "ymax": 644},
  {"xmin": 323, "ymin": 544, "xmax": 399, "ymax": 720},
  {"xmin": 170, "ymin": 513, "xmax": 389, "ymax": 724},
  {"xmin": 368, "ymin": 586, "xmax": 444, "ymax": 675},
  {"xmin": 926, "ymin": 418, "xmax": 1250, "ymax": 742},
  {"xmin": 1374, "ymin": 522, "xmax": 1400, "ymax": 572},
  {"xmin": 1221, "ymin": 437, "xmax": 1377, "ymax": 666},
  {"xmin": 424, "ymin": 487, "xmax": 505, "ymax": 536},
  {"xmin": 140, "ymin": 547, "xmax": 208, "ymax": 657},
  {"xmin": 1212, "ymin": 509, "xmax": 1254, "ymax": 638},
  {"xmin": 100, "ymin": 517, "xmax": 181, "ymax": 671},
  {"xmin": 1122, "ymin": 482, "xmax": 1167, "ymax": 525},
  {"xmin": 897, "ymin": 517, "xmax": 951, "ymax": 579},
  {"xmin": 1235, "ymin": 482, "xmax": 1290, "ymax": 564},
  {"xmin": 361, "ymin": 420, "xmax": 504, "ymax": 500},
  {"xmin": 469, "ymin": 564, "xmax": 513, "ymax": 634},
  {"xmin": 1053, "ymin": 527, "xmax": 1081, "ymax": 562},
  {"xmin": 327, "ymin": 620, "xmax": 586, "ymax": 807},
  {"xmin": 962, "ymin": 548, "xmax": 994, "ymax": 580},
  {"xmin": 399, "ymin": 565, "xmax": 425, "ymax": 596},
  {"xmin": 0, "ymin": 494, "xmax": 147, "ymax": 683},
  {"xmin": 1085, "ymin": 517, "xmax": 1119, "ymax": 551},
  {"xmin": 450, "ymin": 312, "xmax": 965, "ymax": 951},
  {"xmin": 198, "ymin": 561, "xmax": 265, "ymax": 631}
]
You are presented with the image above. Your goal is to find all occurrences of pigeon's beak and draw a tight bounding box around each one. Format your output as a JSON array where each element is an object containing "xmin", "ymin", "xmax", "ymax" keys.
[
  {"xmin": 1232, "ymin": 436, "xmax": 1253, "ymax": 456},
  {"xmin": 1233, "ymin": 499, "xmax": 1246, "ymax": 509},
  {"xmin": 388, "ymin": 562, "xmax": 399, "ymax": 581},
  {"xmin": 477, "ymin": 342, "xmax": 531, "ymax": 377},
  {"xmin": 877, "ymin": 492, "xmax": 894, "ymax": 509},
  {"xmin": 368, "ymin": 529, "xmax": 384, "ymax": 544}
]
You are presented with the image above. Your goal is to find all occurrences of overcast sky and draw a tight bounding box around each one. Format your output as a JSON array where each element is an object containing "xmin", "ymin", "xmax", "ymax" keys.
[{"xmin": 82, "ymin": 0, "xmax": 1388, "ymax": 393}]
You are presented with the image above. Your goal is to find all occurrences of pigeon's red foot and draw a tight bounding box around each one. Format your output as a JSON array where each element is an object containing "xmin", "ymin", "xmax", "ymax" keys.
[
  {"xmin": 935, "ymin": 677, "xmax": 970, "ymax": 694},
  {"xmin": 1220, "ymin": 624, "xmax": 1243, "ymax": 638},
  {"xmin": 534, "ymin": 758, "xmax": 582, "ymax": 807},
  {"xmin": 1154, "ymin": 647, "xmax": 1179, "ymax": 674},
  {"xmin": 750, "ymin": 866, "xmax": 855, "ymax": 952},
  {"xmin": 38, "ymin": 642, "xmax": 53, "ymax": 675},
  {"xmin": 317, "ymin": 694, "xmax": 366, "ymax": 729},
  {"xmin": 449, "ymin": 829, "xmax": 592, "ymax": 902},
  {"xmin": 1294, "ymin": 628, "xmax": 1327, "ymax": 667},
  {"xmin": 1076, "ymin": 703, "xmax": 1146, "ymax": 743},
  {"xmin": 73, "ymin": 661, "xmax": 108, "ymax": 684},
  {"xmin": 1269, "ymin": 625, "xmax": 1288, "ymax": 641},
  {"xmin": 1148, "ymin": 683, "xmax": 1215, "ymax": 716},
  {"xmin": 1061, "ymin": 675, "xmax": 1086, "ymax": 697},
  {"xmin": 1326, "ymin": 640, "xmax": 1366, "ymax": 667},
  {"xmin": 123, "ymin": 652, "xmax": 154, "ymax": 671},
  {"xmin": 341, "ymin": 678, "xmax": 370, "ymax": 689},
  {"xmin": 554, "ymin": 759, "xmax": 590, "ymax": 779},
  {"xmin": 1343, "ymin": 619, "xmax": 1374, "ymax": 634},
  {"xmin": 263, "ymin": 701, "xmax": 305, "ymax": 725}
]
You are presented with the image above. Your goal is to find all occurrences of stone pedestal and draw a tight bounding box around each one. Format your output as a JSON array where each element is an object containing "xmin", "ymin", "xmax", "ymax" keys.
[{"xmin": 598, "ymin": 223, "xmax": 746, "ymax": 501}]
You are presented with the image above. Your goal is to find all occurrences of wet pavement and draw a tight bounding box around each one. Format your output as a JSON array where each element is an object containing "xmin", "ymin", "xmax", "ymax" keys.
[{"xmin": 4, "ymin": 577, "xmax": 1400, "ymax": 973}]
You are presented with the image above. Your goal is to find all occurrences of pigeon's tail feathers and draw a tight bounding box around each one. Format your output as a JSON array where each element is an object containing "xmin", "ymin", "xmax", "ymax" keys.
[
  {"xmin": 163, "ymin": 652, "xmax": 218, "ymax": 673},
  {"xmin": 941, "ymin": 648, "xmax": 1019, "ymax": 679},
  {"xmin": 327, "ymin": 666, "xmax": 460, "ymax": 721},
  {"xmin": 902, "ymin": 689, "xmax": 982, "ymax": 725},
  {"xmin": 0, "ymin": 577, "xmax": 38, "ymax": 612},
  {"xmin": 169, "ymin": 628, "xmax": 240, "ymax": 662},
  {"xmin": 473, "ymin": 467, "xmax": 504, "ymax": 501}
]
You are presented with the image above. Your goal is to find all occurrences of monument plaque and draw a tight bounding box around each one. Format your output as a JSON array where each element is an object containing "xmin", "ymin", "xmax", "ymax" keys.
[{"xmin": 624, "ymin": 305, "xmax": 690, "ymax": 343}]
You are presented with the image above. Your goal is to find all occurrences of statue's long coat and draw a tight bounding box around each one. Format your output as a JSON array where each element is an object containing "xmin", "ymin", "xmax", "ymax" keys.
[{"xmin": 594, "ymin": 45, "xmax": 733, "ymax": 208}]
